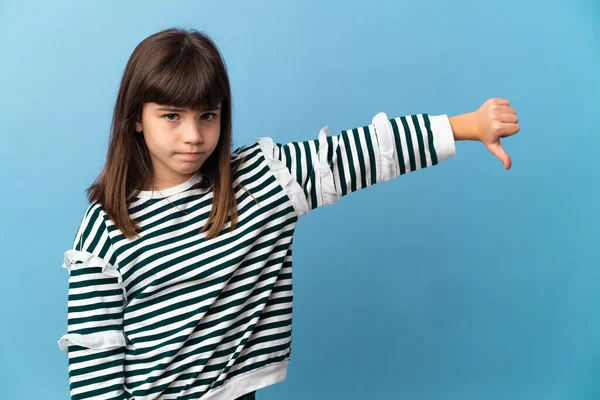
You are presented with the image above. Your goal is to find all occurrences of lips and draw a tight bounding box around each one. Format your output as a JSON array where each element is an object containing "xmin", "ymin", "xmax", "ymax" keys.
[{"xmin": 179, "ymin": 152, "xmax": 202, "ymax": 159}]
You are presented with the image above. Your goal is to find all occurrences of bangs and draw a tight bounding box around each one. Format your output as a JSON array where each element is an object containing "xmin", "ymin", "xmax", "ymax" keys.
[{"xmin": 142, "ymin": 47, "xmax": 226, "ymax": 111}]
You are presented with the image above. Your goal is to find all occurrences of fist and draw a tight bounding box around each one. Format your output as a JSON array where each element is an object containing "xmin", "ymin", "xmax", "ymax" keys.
[{"xmin": 474, "ymin": 98, "xmax": 520, "ymax": 170}]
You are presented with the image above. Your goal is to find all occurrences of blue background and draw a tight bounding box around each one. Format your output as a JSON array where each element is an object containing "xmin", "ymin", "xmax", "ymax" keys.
[{"xmin": 1, "ymin": 0, "xmax": 598, "ymax": 399}]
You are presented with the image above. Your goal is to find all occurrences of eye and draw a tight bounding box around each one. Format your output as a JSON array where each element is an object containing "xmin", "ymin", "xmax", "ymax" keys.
[
  {"xmin": 163, "ymin": 113, "xmax": 179, "ymax": 122},
  {"xmin": 201, "ymin": 113, "xmax": 218, "ymax": 121}
]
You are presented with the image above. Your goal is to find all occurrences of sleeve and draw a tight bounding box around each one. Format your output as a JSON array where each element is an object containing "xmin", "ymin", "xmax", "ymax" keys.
[
  {"xmin": 256, "ymin": 112, "xmax": 456, "ymax": 218},
  {"xmin": 57, "ymin": 204, "xmax": 129, "ymax": 399}
]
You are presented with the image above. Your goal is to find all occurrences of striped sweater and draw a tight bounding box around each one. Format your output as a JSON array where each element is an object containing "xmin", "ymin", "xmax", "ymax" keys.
[{"xmin": 58, "ymin": 111, "xmax": 456, "ymax": 399}]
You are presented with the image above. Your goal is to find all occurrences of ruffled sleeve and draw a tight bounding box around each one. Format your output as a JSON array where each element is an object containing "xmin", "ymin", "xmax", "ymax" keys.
[
  {"xmin": 256, "ymin": 136, "xmax": 310, "ymax": 218},
  {"xmin": 255, "ymin": 111, "xmax": 456, "ymax": 217},
  {"xmin": 58, "ymin": 249, "xmax": 127, "ymax": 352},
  {"xmin": 58, "ymin": 204, "xmax": 130, "ymax": 399}
]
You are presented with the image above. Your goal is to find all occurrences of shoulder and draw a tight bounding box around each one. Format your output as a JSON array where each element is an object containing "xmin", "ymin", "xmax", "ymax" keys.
[
  {"xmin": 231, "ymin": 139, "xmax": 276, "ymax": 171},
  {"xmin": 232, "ymin": 137, "xmax": 277, "ymax": 164},
  {"xmin": 80, "ymin": 200, "xmax": 110, "ymax": 228},
  {"xmin": 64, "ymin": 200, "xmax": 119, "ymax": 276},
  {"xmin": 71, "ymin": 200, "xmax": 111, "ymax": 251},
  {"xmin": 232, "ymin": 140, "xmax": 264, "ymax": 160}
]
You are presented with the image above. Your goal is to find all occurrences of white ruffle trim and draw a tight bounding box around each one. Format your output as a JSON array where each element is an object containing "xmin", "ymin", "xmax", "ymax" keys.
[
  {"xmin": 63, "ymin": 249, "xmax": 127, "ymax": 303},
  {"xmin": 256, "ymin": 137, "xmax": 309, "ymax": 218},
  {"xmin": 428, "ymin": 114, "xmax": 457, "ymax": 161},
  {"xmin": 57, "ymin": 330, "xmax": 126, "ymax": 353},
  {"xmin": 316, "ymin": 126, "xmax": 341, "ymax": 206},
  {"xmin": 371, "ymin": 112, "xmax": 398, "ymax": 182}
]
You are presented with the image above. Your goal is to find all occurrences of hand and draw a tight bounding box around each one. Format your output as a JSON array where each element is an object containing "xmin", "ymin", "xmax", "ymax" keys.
[
  {"xmin": 473, "ymin": 98, "xmax": 520, "ymax": 170},
  {"xmin": 449, "ymin": 98, "xmax": 520, "ymax": 170}
]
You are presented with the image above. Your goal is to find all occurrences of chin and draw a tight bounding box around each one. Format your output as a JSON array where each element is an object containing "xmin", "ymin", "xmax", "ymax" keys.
[{"xmin": 178, "ymin": 165, "xmax": 202, "ymax": 175}]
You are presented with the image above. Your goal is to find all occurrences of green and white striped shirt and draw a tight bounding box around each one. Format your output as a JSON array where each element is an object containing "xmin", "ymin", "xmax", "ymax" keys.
[{"xmin": 58, "ymin": 111, "xmax": 456, "ymax": 399}]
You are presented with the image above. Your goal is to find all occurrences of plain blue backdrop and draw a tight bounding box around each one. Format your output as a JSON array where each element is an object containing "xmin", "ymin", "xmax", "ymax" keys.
[{"xmin": 1, "ymin": 0, "xmax": 598, "ymax": 399}]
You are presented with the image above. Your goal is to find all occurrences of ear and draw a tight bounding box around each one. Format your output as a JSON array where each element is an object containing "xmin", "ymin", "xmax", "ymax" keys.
[{"xmin": 135, "ymin": 120, "xmax": 143, "ymax": 133}]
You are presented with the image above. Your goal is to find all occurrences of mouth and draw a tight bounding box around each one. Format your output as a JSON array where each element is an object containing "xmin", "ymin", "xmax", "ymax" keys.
[{"xmin": 179, "ymin": 152, "xmax": 203, "ymax": 159}]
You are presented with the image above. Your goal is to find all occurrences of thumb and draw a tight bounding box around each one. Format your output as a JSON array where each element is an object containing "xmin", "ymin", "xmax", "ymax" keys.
[{"xmin": 486, "ymin": 141, "xmax": 512, "ymax": 170}]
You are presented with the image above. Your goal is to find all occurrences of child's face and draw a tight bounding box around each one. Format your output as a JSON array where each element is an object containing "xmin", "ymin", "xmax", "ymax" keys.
[{"xmin": 136, "ymin": 102, "xmax": 221, "ymax": 189}]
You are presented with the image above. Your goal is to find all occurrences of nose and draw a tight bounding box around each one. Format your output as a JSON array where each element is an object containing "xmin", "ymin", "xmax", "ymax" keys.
[{"xmin": 183, "ymin": 120, "xmax": 204, "ymax": 144}]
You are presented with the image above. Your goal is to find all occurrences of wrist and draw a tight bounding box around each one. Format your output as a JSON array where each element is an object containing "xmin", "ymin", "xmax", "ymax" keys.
[{"xmin": 449, "ymin": 112, "xmax": 479, "ymax": 141}]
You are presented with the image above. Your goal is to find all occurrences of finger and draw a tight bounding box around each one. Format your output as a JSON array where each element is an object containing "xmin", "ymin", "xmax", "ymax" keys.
[
  {"xmin": 500, "ymin": 122, "xmax": 520, "ymax": 137},
  {"xmin": 498, "ymin": 113, "xmax": 518, "ymax": 123},
  {"xmin": 497, "ymin": 105, "xmax": 516, "ymax": 114},
  {"xmin": 493, "ymin": 98, "xmax": 510, "ymax": 106},
  {"xmin": 486, "ymin": 141, "xmax": 512, "ymax": 170}
]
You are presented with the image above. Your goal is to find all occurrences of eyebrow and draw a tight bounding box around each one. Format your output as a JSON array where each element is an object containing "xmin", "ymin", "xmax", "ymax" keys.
[
  {"xmin": 156, "ymin": 105, "xmax": 222, "ymax": 112},
  {"xmin": 156, "ymin": 107, "xmax": 187, "ymax": 112}
]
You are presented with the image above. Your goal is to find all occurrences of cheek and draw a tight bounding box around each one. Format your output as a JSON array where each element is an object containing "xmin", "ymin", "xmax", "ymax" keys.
[
  {"xmin": 144, "ymin": 128, "xmax": 172, "ymax": 155},
  {"xmin": 212, "ymin": 125, "xmax": 222, "ymax": 147},
  {"xmin": 157, "ymin": 132, "xmax": 175, "ymax": 150},
  {"xmin": 199, "ymin": 129, "xmax": 220, "ymax": 159}
]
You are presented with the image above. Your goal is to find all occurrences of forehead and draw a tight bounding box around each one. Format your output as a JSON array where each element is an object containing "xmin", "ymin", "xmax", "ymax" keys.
[{"xmin": 147, "ymin": 102, "xmax": 222, "ymax": 112}]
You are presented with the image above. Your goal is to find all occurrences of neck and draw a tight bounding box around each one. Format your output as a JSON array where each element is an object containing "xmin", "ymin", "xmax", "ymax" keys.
[{"xmin": 150, "ymin": 173, "xmax": 196, "ymax": 191}]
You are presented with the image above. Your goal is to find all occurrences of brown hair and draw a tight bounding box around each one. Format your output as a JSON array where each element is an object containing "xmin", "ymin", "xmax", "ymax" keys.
[{"xmin": 87, "ymin": 27, "xmax": 245, "ymax": 240}]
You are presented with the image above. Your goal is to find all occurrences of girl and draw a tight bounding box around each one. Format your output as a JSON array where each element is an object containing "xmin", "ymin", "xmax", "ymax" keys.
[{"xmin": 57, "ymin": 28, "xmax": 519, "ymax": 400}]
